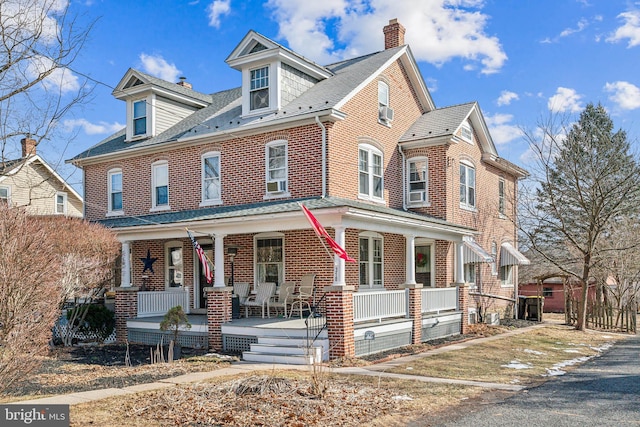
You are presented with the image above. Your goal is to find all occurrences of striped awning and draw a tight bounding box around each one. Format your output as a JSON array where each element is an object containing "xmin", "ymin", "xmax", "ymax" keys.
[
  {"xmin": 463, "ymin": 239, "xmax": 493, "ymax": 264},
  {"xmin": 500, "ymin": 242, "xmax": 530, "ymax": 266}
]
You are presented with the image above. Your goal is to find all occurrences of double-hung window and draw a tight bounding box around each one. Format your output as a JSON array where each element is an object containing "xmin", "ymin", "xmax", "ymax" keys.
[
  {"xmin": 133, "ymin": 100, "xmax": 147, "ymax": 136},
  {"xmin": 201, "ymin": 152, "xmax": 221, "ymax": 204},
  {"xmin": 255, "ymin": 235, "xmax": 283, "ymax": 288},
  {"xmin": 165, "ymin": 242, "xmax": 183, "ymax": 288},
  {"xmin": 460, "ymin": 121, "xmax": 473, "ymax": 142},
  {"xmin": 358, "ymin": 144, "xmax": 383, "ymax": 201},
  {"xmin": 459, "ymin": 161, "xmax": 476, "ymax": 209},
  {"xmin": 55, "ymin": 192, "xmax": 67, "ymax": 215},
  {"xmin": 250, "ymin": 66, "xmax": 269, "ymax": 111},
  {"xmin": 152, "ymin": 161, "xmax": 169, "ymax": 209},
  {"xmin": 359, "ymin": 232, "xmax": 383, "ymax": 289},
  {"xmin": 378, "ymin": 81, "xmax": 393, "ymax": 124},
  {"xmin": 108, "ymin": 169, "xmax": 123, "ymax": 213},
  {"xmin": 408, "ymin": 157, "xmax": 428, "ymax": 204},
  {"xmin": 0, "ymin": 186, "xmax": 10, "ymax": 205},
  {"xmin": 265, "ymin": 140, "xmax": 287, "ymax": 195}
]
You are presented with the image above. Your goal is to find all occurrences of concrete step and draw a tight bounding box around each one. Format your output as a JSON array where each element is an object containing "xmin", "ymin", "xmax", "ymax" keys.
[
  {"xmin": 256, "ymin": 336, "xmax": 329, "ymax": 359},
  {"xmin": 242, "ymin": 351, "xmax": 314, "ymax": 365}
]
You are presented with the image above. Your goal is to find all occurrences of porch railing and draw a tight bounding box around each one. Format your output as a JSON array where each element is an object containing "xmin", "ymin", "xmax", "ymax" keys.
[
  {"xmin": 137, "ymin": 287, "xmax": 190, "ymax": 318},
  {"xmin": 421, "ymin": 287, "xmax": 458, "ymax": 314},
  {"xmin": 353, "ymin": 289, "xmax": 406, "ymax": 323}
]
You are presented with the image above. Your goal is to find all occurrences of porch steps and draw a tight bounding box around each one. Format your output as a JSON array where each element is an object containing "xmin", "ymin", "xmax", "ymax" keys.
[{"xmin": 242, "ymin": 336, "xmax": 327, "ymax": 365}]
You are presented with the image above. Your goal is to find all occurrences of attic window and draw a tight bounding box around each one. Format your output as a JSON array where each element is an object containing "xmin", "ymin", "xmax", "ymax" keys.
[
  {"xmin": 250, "ymin": 66, "xmax": 269, "ymax": 110},
  {"xmin": 249, "ymin": 42, "xmax": 268, "ymax": 54},
  {"xmin": 123, "ymin": 77, "xmax": 144, "ymax": 89},
  {"xmin": 461, "ymin": 121, "xmax": 472, "ymax": 143}
]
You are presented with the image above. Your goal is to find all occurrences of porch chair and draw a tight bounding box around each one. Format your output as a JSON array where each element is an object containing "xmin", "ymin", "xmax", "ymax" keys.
[
  {"xmin": 233, "ymin": 282, "xmax": 250, "ymax": 305},
  {"xmin": 268, "ymin": 281, "xmax": 296, "ymax": 317},
  {"xmin": 289, "ymin": 274, "xmax": 316, "ymax": 319},
  {"xmin": 242, "ymin": 282, "xmax": 276, "ymax": 318}
]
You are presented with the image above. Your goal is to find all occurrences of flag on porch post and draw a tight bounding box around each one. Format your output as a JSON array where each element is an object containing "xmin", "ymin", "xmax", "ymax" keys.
[
  {"xmin": 300, "ymin": 204, "xmax": 356, "ymax": 262},
  {"xmin": 186, "ymin": 229, "xmax": 213, "ymax": 284}
]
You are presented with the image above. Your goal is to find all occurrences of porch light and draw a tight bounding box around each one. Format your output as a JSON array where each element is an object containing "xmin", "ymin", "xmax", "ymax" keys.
[{"xmin": 226, "ymin": 246, "xmax": 239, "ymax": 286}]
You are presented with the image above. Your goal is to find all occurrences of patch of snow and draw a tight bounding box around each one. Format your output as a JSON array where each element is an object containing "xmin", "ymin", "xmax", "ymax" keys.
[
  {"xmin": 563, "ymin": 349, "xmax": 581, "ymax": 353},
  {"xmin": 542, "ymin": 356, "xmax": 592, "ymax": 377},
  {"xmin": 393, "ymin": 395, "xmax": 414, "ymax": 401},
  {"xmin": 510, "ymin": 378, "xmax": 521, "ymax": 384},
  {"xmin": 502, "ymin": 360, "xmax": 533, "ymax": 369},
  {"xmin": 590, "ymin": 343, "xmax": 613, "ymax": 352},
  {"xmin": 545, "ymin": 368, "xmax": 566, "ymax": 376},
  {"xmin": 406, "ymin": 367, "xmax": 414, "ymax": 370},
  {"xmin": 524, "ymin": 349, "xmax": 545, "ymax": 355},
  {"xmin": 601, "ymin": 335, "xmax": 614, "ymax": 339}
]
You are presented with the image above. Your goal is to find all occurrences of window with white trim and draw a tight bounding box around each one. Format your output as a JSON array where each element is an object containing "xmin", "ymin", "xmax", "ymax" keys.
[
  {"xmin": 498, "ymin": 178, "xmax": 505, "ymax": 215},
  {"xmin": 108, "ymin": 169, "xmax": 123, "ymax": 213},
  {"xmin": 407, "ymin": 157, "xmax": 428, "ymax": 204},
  {"xmin": 255, "ymin": 235, "xmax": 283, "ymax": 289},
  {"xmin": 265, "ymin": 140, "xmax": 288, "ymax": 195},
  {"xmin": 378, "ymin": 81, "xmax": 393, "ymax": 125},
  {"xmin": 459, "ymin": 160, "xmax": 476, "ymax": 209},
  {"xmin": 359, "ymin": 232, "xmax": 383, "ymax": 289},
  {"xmin": 165, "ymin": 241, "xmax": 183, "ymax": 288},
  {"xmin": 55, "ymin": 192, "xmax": 67, "ymax": 215},
  {"xmin": 460, "ymin": 120, "xmax": 473, "ymax": 142},
  {"xmin": 500, "ymin": 264, "xmax": 514, "ymax": 286},
  {"xmin": 152, "ymin": 161, "xmax": 169, "ymax": 209},
  {"xmin": 0, "ymin": 186, "xmax": 10, "ymax": 205},
  {"xmin": 201, "ymin": 152, "xmax": 221, "ymax": 204},
  {"xmin": 250, "ymin": 66, "xmax": 269, "ymax": 110},
  {"xmin": 464, "ymin": 263, "xmax": 476, "ymax": 288},
  {"xmin": 358, "ymin": 144, "xmax": 383, "ymax": 201},
  {"xmin": 133, "ymin": 100, "xmax": 147, "ymax": 136}
]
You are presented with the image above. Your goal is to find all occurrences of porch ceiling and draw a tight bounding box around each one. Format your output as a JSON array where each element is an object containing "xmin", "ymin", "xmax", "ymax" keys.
[{"xmin": 103, "ymin": 196, "xmax": 474, "ymax": 241}]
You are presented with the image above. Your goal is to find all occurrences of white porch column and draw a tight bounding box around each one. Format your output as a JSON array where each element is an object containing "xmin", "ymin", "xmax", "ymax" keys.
[
  {"xmin": 120, "ymin": 241, "xmax": 131, "ymax": 287},
  {"xmin": 333, "ymin": 226, "xmax": 346, "ymax": 286},
  {"xmin": 455, "ymin": 241, "xmax": 465, "ymax": 284},
  {"xmin": 214, "ymin": 234, "xmax": 226, "ymax": 287},
  {"xmin": 405, "ymin": 234, "xmax": 417, "ymax": 285}
]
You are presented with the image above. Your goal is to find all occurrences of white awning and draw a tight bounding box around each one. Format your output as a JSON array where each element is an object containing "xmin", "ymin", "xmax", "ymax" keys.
[
  {"xmin": 500, "ymin": 242, "xmax": 530, "ymax": 266},
  {"xmin": 463, "ymin": 239, "xmax": 493, "ymax": 263}
]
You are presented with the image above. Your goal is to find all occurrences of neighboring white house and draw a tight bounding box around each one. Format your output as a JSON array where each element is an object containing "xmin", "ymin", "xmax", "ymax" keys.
[{"xmin": 0, "ymin": 137, "xmax": 83, "ymax": 217}]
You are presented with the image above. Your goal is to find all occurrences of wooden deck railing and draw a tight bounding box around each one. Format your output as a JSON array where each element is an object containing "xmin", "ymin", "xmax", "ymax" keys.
[
  {"xmin": 421, "ymin": 287, "xmax": 458, "ymax": 314},
  {"xmin": 137, "ymin": 288, "xmax": 190, "ymax": 318}
]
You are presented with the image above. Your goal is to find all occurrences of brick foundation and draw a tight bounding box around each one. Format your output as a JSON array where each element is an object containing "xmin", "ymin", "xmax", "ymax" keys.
[
  {"xmin": 402, "ymin": 283, "xmax": 423, "ymax": 344},
  {"xmin": 205, "ymin": 287, "xmax": 233, "ymax": 352},
  {"xmin": 114, "ymin": 287, "xmax": 139, "ymax": 343}
]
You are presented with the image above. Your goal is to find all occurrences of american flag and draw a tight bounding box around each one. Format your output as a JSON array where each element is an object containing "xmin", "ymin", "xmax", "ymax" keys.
[{"xmin": 187, "ymin": 229, "xmax": 212, "ymax": 284}]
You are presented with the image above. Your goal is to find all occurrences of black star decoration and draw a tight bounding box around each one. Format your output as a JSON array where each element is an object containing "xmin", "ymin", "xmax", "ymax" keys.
[{"xmin": 140, "ymin": 249, "xmax": 158, "ymax": 274}]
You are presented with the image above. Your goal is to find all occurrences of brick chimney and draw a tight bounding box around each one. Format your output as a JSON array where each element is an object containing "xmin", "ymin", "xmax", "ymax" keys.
[
  {"xmin": 21, "ymin": 137, "xmax": 37, "ymax": 157},
  {"xmin": 176, "ymin": 76, "xmax": 192, "ymax": 90},
  {"xmin": 383, "ymin": 18, "xmax": 406, "ymax": 49}
]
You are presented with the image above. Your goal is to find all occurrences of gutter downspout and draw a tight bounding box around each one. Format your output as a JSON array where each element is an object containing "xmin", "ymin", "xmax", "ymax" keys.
[
  {"xmin": 398, "ymin": 145, "xmax": 407, "ymax": 210},
  {"xmin": 315, "ymin": 116, "xmax": 327, "ymax": 198}
]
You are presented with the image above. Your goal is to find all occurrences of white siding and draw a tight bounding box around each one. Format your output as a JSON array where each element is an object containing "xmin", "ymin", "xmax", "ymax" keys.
[{"xmin": 155, "ymin": 96, "xmax": 198, "ymax": 135}]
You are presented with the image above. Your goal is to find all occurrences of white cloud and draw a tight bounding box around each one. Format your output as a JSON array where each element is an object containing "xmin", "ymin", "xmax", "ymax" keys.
[
  {"xmin": 63, "ymin": 118, "xmax": 124, "ymax": 135},
  {"xmin": 604, "ymin": 81, "xmax": 640, "ymax": 110},
  {"xmin": 139, "ymin": 53, "xmax": 181, "ymax": 82},
  {"xmin": 497, "ymin": 90, "xmax": 519, "ymax": 106},
  {"xmin": 1, "ymin": 0, "xmax": 69, "ymax": 45},
  {"xmin": 207, "ymin": 0, "xmax": 231, "ymax": 28},
  {"xmin": 559, "ymin": 18, "xmax": 588, "ymax": 37},
  {"xmin": 266, "ymin": 0, "xmax": 507, "ymax": 74},
  {"xmin": 607, "ymin": 10, "xmax": 640, "ymax": 47},
  {"xmin": 548, "ymin": 87, "xmax": 583, "ymax": 113},
  {"xmin": 485, "ymin": 113, "xmax": 523, "ymax": 145},
  {"xmin": 27, "ymin": 55, "xmax": 80, "ymax": 94}
]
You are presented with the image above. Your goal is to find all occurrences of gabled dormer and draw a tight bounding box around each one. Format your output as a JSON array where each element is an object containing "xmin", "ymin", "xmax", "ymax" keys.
[
  {"xmin": 225, "ymin": 31, "xmax": 333, "ymax": 117},
  {"xmin": 112, "ymin": 69, "xmax": 212, "ymax": 142}
]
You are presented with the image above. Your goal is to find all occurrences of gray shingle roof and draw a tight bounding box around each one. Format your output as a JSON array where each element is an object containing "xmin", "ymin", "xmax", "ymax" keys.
[
  {"xmin": 0, "ymin": 157, "xmax": 24, "ymax": 175},
  {"xmin": 96, "ymin": 196, "xmax": 471, "ymax": 232},
  {"xmin": 116, "ymin": 69, "xmax": 213, "ymax": 104},
  {"xmin": 399, "ymin": 102, "xmax": 476, "ymax": 143}
]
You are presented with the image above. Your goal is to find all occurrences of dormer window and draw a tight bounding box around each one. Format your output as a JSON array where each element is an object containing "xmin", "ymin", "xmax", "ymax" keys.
[
  {"xmin": 250, "ymin": 66, "xmax": 269, "ymax": 110},
  {"xmin": 133, "ymin": 100, "xmax": 147, "ymax": 136}
]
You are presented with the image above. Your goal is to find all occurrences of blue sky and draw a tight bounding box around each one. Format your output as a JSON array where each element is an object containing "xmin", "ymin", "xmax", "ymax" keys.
[{"xmin": 31, "ymin": 0, "xmax": 640, "ymax": 192}]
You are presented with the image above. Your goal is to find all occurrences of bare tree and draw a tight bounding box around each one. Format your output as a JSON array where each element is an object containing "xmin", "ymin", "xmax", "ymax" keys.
[
  {"xmin": 0, "ymin": 0, "xmax": 94, "ymax": 166},
  {"xmin": 520, "ymin": 103, "xmax": 640, "ymax": 330}
]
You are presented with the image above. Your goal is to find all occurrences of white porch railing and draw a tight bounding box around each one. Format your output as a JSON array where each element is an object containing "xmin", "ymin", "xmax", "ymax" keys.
[
  {"xmin": 137, "ymin": 287, "xmax": 190, "ymax": 318},
  {"xmin": 353, "ymin": 290, "xmax": 407, "ymax": 323},
  {"xmin": 422, "ymin": 287, "xmax": 458, "ymax": 314}
]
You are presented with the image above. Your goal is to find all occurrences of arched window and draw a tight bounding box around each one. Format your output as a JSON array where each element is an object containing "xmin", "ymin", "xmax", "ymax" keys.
[
  {"xmin": 358, "ymin": 144, "xmax": 384, "ymax": 202},
  {"xmin": 201, "ymin": 151, "xmax": 221, "ymax": 205},
  {"xmin": 459, "ymin": 159, "xmax": 476, "ymax": 209}
]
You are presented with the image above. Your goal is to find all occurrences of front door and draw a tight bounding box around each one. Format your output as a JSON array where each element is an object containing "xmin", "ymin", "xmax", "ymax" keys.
[{"xmin": 196, "ymin": 244, "xmax": 213, "ymax": 310}]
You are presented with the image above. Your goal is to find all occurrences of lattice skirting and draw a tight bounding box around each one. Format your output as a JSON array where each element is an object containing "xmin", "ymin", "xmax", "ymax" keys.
[
  {"xmin": 127, "ymin": 328, "xmax": 208, "ymax": 349},
  {"xmin": 354, "ymin": 329, "xmax": 412, "ymax": 357},
  {"xmin": 223, "ymin": 334, "xmax": 258, "ymax": 354}
]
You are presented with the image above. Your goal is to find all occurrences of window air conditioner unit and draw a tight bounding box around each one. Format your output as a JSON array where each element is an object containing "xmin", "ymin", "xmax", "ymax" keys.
[
  {"xmin": 267, "ymin": 180, "xmax": 286, "ymax": 193},
  {"xmin": 379, "ymin": 106, "xmax": 394, "ymax": 122},
  {"xmin": 468, "ymin": 311, "xmax": 477, "ymax": 324},
  {"xmin": 409, "ymin": 190, "xmax": 425, "ymax": 202},
  {"xmin": 484, "ymin": 312, "xmax": 500, "ymax": 325}
]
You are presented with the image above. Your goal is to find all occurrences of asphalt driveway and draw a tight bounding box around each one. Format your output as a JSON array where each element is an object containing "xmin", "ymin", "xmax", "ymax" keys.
[{"xmin": 433, "ymin": 334, "xmax": 640, "ymax": 427}]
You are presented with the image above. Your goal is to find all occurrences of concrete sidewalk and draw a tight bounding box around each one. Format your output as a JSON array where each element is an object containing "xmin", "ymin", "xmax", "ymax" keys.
[{"xmin": 9, "ymin": 321, "xmax": 575, "ymax": 406}]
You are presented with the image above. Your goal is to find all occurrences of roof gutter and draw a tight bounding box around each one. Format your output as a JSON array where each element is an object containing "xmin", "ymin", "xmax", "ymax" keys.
[
  {"xmin": 397, "ymin": 144, "xmax": 407, "ymax": 210},
  {"xmin": 315, "ymin": 115, "xmax": 327, "ymax": 198}
]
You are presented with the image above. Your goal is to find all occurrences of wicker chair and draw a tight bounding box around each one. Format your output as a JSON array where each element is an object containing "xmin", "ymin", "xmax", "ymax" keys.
[
  {"xmin": 268, "ymin": 281, "xmax": 296, "ymax": 317},
  {"xmin": 242, "ymin": 282, "xmax": 276, "ymax": 318}
]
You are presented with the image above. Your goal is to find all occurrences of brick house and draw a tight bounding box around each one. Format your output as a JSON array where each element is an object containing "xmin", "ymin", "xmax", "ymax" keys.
[
  {"xmin": 1, "ymin": 137, "xmax": 83, "ymax": 217},
  {"xmin": 69, "ymin": 19, "xmax": 528, "ymax": 362}
]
